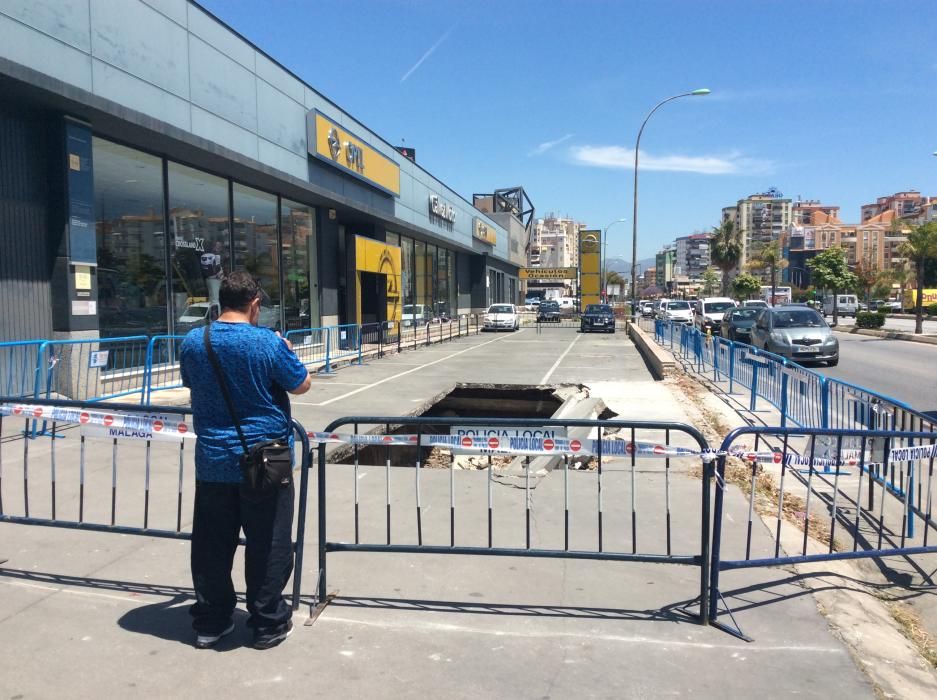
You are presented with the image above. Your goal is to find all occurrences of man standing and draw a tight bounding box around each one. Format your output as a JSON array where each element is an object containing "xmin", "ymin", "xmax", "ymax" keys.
[{"xmin": 180, "ymin": 271, "xmax": 311, "ymax": 650}]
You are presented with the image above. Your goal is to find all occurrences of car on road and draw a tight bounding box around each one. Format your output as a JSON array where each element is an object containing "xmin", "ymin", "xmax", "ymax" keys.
[
  {"xmin": 483, "ymin": 303, "xmax": 519, "ymax": 331},
  {"xmin": 654, "ymin": 298, "xmax": 671, "ymax": 319},
  {"xmin": 882, "ymin": 300, "xmax": 902, "ymax": 311},
  {"xmin": 693, "ymin": 297, "xmax": 736, "ymax": 335},
  {"xmin": 580, "ymin": 304, "xmax": 616, "ymax": 333},
  {"xmin": 822, "ymin": 294, "xmax": 858, "ymax": 318},
  {"xmin": 720, "ymin": 307, "xmax": 761, "ymax": 343},
  {"xmin": 640, "ymin": 300, "xmax": 656, "ymax": 317},
  {"xmin": 524, "ymin": 297, "xmax": 541, "ymax": 311},
  {"xmin": 749, "ymin": 305, "xmax": 839, "ymax": 366},
  {"xmin": 663, "ymin": 300, "xmax": 694, "ymax": 324},
  {"xmin": 537, "ymin": 300, "xmax": 562, "ymax": 323},
  {"xmin": 742, "ymin": 299, "xmax": 769, "ymax": 309}
]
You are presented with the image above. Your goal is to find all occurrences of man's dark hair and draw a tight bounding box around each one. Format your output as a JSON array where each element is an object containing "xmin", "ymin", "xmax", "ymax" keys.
[{"xmin": 219, "ymin": 271, "xmax": 260, "ymax": 311}]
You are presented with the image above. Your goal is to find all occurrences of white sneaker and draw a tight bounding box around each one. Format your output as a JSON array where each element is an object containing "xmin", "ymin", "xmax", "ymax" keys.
[{"xmin": 195, "ymin": 621, "xmax": 235, "ymax": 649}]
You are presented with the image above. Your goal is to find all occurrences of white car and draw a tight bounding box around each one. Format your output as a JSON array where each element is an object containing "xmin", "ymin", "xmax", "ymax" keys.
[
  {"xmin": 654, "ymin": 298, "xmax": 671, "ymax": 319},
  {"xmin": 663, "ymin": 300, "xmax": 694, "ymax": 323},
  {"xmin": 401, "ymin": 304, "xmax": 431, "ymax": 327},
  {"xmin": 742, "ymin": 300, "xmax": 769, "ymax": 309},
  {"xmin": 483, "ymin": 303, "xmax": 520, "ymax": 331},
  {"xmin": 694, "ymin": 297, "xmax": 737, "ymax": 335}
]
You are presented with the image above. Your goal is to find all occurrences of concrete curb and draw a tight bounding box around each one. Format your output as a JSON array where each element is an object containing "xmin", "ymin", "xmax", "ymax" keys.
[
  {"xmin": 626, "ymin": 322, "xmax": 676, "ymax": 379},
  {"xmin": 849, "ymin": 328, "xmax": 937, "ymax": 345}
]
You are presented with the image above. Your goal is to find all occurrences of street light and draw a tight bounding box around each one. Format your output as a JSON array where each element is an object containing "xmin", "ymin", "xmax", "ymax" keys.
[
  {"xmin": 630, "ymin": 88, "xmax": 711, "ymax": 319},
  {"xmin": 602, "ymin": 218, "xmax": 627, "ymax": 301}
]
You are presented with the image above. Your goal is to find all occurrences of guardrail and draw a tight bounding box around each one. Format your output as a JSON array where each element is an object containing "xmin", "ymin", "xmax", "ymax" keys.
[
  {"xmin": 1, "ymin": 340, "xmax": 43, "ymax": 398},
  {"xmin": 308, "ymin": 414, "xmax": 715, "ymax": 624},
  {"xmin": 0, "ymin": 396, "xmax": 312, "ymax": 611},
  {"xmin": 35, "ymin": 336, "xmax": 150, "ymax": 405},
  {"xmin": 650, "ymin": 320, "xmax": 935, "ymax": 434},
  {"xmin": 709, "ymin": 425, "xmax": 937, "ymax": 641}
]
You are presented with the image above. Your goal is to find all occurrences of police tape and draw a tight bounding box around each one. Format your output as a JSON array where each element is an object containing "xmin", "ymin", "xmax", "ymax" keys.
[
  {"xmin": 726, "ymin": 449, "xmax": 871, "ymax": 469},
  {"xmin": 890, "ymin": 443, "xmax": 937, "ymax": 463},
  {"xmin": 0, "ymin": 402, "xmax": 193, "ymax": 440}
]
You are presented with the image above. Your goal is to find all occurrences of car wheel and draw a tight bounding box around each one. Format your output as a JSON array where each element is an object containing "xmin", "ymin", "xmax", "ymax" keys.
[
  {"xmin": 580, "ymin": 326, "xmax": 586, "ymax": 333},
  {"xmin": 827, "ymin": 356, "xmax": 839, "ymax": 367}
]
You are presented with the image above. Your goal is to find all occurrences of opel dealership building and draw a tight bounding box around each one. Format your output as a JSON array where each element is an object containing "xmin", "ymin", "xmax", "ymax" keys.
[{"xmin": 0, "ymin": 0, "xmax": 525, "ymax": 344}]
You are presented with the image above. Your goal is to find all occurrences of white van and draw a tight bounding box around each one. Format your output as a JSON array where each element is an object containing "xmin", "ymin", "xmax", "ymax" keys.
[{"xmin": 822, "ymin": 294, "xmax": 858, "ymax": 317}]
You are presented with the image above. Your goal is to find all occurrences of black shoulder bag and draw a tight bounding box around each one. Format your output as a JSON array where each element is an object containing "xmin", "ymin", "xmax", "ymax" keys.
[{"xmin": 203, "ymin": 324, "xmax": 293, "ymax": 494}]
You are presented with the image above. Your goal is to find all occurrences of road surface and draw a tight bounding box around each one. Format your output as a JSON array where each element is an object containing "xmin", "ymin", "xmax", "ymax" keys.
[{"xmin": 813, "ymin": 332, "xmax": 937, "ymax": 413}]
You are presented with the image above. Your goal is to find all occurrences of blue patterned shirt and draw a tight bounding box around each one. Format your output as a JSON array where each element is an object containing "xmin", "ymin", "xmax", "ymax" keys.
[{"xmin": 180, "ymin": 322, "xmax": 308, "ymax": 483}]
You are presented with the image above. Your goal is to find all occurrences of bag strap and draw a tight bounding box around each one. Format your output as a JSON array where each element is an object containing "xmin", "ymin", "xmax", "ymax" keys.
[{"xmin": 203, "ymin": 323, "xmax": 250, "ymax": 458}]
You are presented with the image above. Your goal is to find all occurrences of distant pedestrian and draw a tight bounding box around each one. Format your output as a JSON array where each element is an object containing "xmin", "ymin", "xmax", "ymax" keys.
[{"xmin": 180, "ymin": 271, "xmax": 311, "ymax": 649}]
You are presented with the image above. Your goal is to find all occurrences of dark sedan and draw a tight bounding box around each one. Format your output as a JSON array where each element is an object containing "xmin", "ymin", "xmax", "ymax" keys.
[
  {"xmin": 580, "ymin": 304, "xmax": 615, "ymax": 333},
  {"xmin": 537, "ymin": 301, "xmax": 561, "ymax": 323},
  {"xmin": 720, "ymin": 307, "xmax": 761, "ymax": 342}
]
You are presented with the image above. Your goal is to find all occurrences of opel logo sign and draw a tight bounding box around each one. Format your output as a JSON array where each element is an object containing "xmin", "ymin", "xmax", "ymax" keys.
[{"xmin": 327, "ymin": 128, "xmax": 341, "ymax": 160}]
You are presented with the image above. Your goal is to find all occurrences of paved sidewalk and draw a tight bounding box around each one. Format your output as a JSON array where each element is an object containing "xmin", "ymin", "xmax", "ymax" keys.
[{"xmin": 0, "ymin": 328, "xmax": 876, "ymax": 698}]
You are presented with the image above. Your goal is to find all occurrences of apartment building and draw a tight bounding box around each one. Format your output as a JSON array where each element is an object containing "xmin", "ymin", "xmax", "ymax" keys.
[
  {"xmin": 792, "ymin": 200, "xmax": 841, "ymax": 225},
  {"xmin": 722, "ymin": 189, "xmax": 792, "ymax": 280},
  {"xmin": 861, "ymin": 190, "xmax": 934, "ymax": 223},
  {"xmin": 675, "ymin": 233, "xmax": 712, "ymax": 280},
  {"xmin": 530, "ymin": 215, "xmax": 582, "ymax": 268}
]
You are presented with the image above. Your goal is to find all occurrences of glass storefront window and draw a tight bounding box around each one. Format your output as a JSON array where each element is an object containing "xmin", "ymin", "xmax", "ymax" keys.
[
  {"xmin": 233, "ymin": 183, "xmax": 279, "ymax": 330},
  {"xmin": 281, "ymin": 199, "xmax": 318, "ymax": 330},
  {"xmin": 400, "ymin": 236, "xmax": 415, "ymax": 308},
  {"xmin": 435, "ymin": 246, "xmax": 450, "ymax": 319},
  {"xmin": 167, "ymin": 162, "xmax": 230, "ymax": 332},
  {"xmin": 93, "ymin": 138, "xmax": 168, "ymax": 338},
  {"xmin": 448, "ymin": 250, "xmax": 458, "ymax": 315}
]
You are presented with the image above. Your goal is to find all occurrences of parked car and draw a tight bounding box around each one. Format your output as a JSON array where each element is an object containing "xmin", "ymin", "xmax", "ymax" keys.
[
  {"xmin": 483, "ymin": 303, "xmax": 519, "ymax": 331},
  {"xmin": 663, "ymin": 300, "xmax": 694, "ymax": 324},
  {"xmin": 693, "ymin": 297, "xmax": 736, "ymax": 335},
  {"xmin": 640, "ymin": 300, "xmax": 656, "ymax": 317},
  {"xmin": 749, "ymin": 305, "xmax": 839, "ymax": 366},
  {"xmin": 654, "ymin": 298, "xmax": 671, "ymax": 319},
  {"xmin": 720, "ymin": 307, "xmax": 761, "ymax": 343},
  {"xmin": 537, "ymin": 300, "xmax": 562, "ymax": 323},
  {"xmin": 580, "ymin": 304, "xmax": 616, "ymax": 333},
  {"xmin": 742, "ymin": 299, "xmax": 769, "ymax": 309},
  {"xmin": 524, "ymin": 297, "xmax": 541, "ymax": 311},
  {"xmin": 822, "ymin": 294, "xmax": 858, "ymax": 318},
  {"xmin": 868, "ymin": 299, "xmax": 886, "ymax": 311},
  {"xmin": 882, "ymin": 300, "xmax": 902, "ymax": 311},
  {"xmin": 402, "ymin": 304, "xmax": 432, "ymax": 327}
]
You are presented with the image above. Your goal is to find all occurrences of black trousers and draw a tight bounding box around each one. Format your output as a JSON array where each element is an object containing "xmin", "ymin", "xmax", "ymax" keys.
[{"xmin": 189, "ymin": 480, "xmax": 294, "ymax": 634}]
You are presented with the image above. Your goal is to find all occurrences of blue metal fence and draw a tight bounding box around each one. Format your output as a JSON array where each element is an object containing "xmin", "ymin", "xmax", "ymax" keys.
[
  {"xmin": 35, "ymin": 336, "xmax": 150, "ymax": 403},
  {"xmin": 0, "ymin": 341, "xmax": 43, "ymax": 398},
  {"xmin": 649, "ymin": 320, "xmax": 935, "ymax": 435},
  {"xmin": 142, "ymin": 335, "xmax": 187, "ymax": 404}
]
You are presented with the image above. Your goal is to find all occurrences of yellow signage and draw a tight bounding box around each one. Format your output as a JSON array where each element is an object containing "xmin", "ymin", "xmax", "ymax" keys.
[
  {"xmin": 309, "ymin": 112, "xmax": 401, "ymax": 196},
  {"xmin": 473, "ymin": 217, "xmax": 497, "ymax": 245},
  {"xmin": 519, "ymin": 267, "xmax": 577, "ymax": 280},
  {"xmin": 354, "ymin": 236, "xmax": 402, "ymax": 324},
  {"xmin": 579, "ymin": 229, "xmax": 602, "ymax": 307}
]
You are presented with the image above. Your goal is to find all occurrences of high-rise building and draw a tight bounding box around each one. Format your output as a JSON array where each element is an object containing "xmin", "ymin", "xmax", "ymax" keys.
[
  {"xmin": 861, "ymin": 191, "xmax": 934, "ymax": 223},
  {"xmin": 530, "ymin": 215, "xmax": 583, "ymax": 269},
  {"xmin": 792, "ymin": 200, "xmax": 841, "ymax": 225},
  {"xmin": 656, "ymin": 246, "xmax": 676, "ymax": 293},
  {"xmin": 675, "ymin": 233, "xmax": 711, "ymax": 280},
  {"xmin": 722, "ymin": 189, "xmax": 792, "ymax": 281}
]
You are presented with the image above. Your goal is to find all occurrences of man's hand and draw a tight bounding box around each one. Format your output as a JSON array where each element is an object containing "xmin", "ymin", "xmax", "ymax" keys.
[{"xmin": 276, "ymin": 331, "xmax": 294, "ymax": 352}]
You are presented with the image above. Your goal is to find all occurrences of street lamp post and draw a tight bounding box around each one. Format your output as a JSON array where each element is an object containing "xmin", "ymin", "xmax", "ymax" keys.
[
  {"xmin": 630, "ymin": 88, "xmax": 710, "ymax": 320},
  {"xmin": 602, "ymin": 218, "xmax": 627, "ymax": 301}
]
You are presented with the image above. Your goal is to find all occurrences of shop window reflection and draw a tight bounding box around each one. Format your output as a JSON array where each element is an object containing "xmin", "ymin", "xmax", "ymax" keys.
[
  {"xmin": 168, "ymin": 163, "xmax": 230, "ymax": 333},
  {"xmin": 233, "ymin": 183, "xmax": 280, "ymax": 330},
  {"xmin": 281, "ymin": 199, "xmax": 317, "ymax": 330},
  {"xmin": 93, "ymin": 138, "xmax": 168, "ymax": 339}
]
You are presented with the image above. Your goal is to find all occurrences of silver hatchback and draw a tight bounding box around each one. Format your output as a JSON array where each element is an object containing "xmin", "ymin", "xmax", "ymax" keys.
[{"xmin": 749, "ymin": 306, "xmax": 839, "ymax": 366}]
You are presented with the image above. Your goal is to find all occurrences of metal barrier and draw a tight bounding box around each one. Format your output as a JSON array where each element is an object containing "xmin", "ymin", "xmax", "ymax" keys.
[
  {"xmin": 285, "ymin": 327, "xmax": 330, "ymax": 372},
  {"xmin": 0, "ymin": 340, "xmax": 43, "ymax": 397},
  {"xmin": 652, "ymin": 319, "xmax": 936, "ymax": 434},
  {"xmin": 35, "ymin": 335, "xmax": 150, "ymax": 403},
  {"xmin": 709, "ymin": 425, "xmax": 937, "ymax": 640},
  {"xmin": 142, "ymin": 335, "xmax": 187, "ymax": 404},
  {"xmin": 309, "ymin": 415, "xmax": 715, "ymax": 624},
  {"xmin": 0, "ymin": 396, "xmax": 312, "ymax": 610},
  {"xmin": 328, "ymin": 324, "xmax": 362, "ymax": 366}
]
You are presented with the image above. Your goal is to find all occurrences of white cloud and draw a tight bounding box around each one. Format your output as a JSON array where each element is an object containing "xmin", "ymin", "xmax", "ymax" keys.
[
  {"xmin": 400, "ymin": 28, "xmax": 454, "ymax": 83},
  {"xmin": 528, "ymin": 133, "xmax": 574, "ymax": 156},
  {"xmin": 569, "ymin": 145, "xmax": 774, "ymax": 176}
]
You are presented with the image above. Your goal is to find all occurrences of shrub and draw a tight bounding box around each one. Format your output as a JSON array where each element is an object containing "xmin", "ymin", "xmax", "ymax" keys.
[
  {"xmin": 927, "ymin": 302, "xmax": 937, "ymax": 317},
  {"xmin": 856, "ymin": 311, "xmax": 886, "ymax": 329}
]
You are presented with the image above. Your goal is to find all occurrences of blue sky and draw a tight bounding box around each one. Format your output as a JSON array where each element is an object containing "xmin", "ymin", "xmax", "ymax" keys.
[{"xmin": 200, "ymin": 0, "xmax": 937, "ymax": 259}]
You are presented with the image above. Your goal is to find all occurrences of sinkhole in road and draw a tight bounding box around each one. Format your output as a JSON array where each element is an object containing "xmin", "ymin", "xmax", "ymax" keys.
[{"xmin": 335, "ymin": 382, "xmax": 612, "ymax": 468}]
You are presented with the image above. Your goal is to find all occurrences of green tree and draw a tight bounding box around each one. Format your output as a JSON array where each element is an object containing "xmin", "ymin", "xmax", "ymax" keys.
[
  {"xmin": 887, "ymin": 263, "xmax": 911, "ymax": 308},
  {"xmin": 807, "ymin": 247, "xmax": 858, "ymax": 326},
  {"xmin": 700, "ymin": 267, "xmax": 720, "ymax": 296},
  {"xmin": 898, "ymin": 221, "xmax": 937, "ymax": 334},
  {"xmin": 732, "ymin": 273, "xmax": 761, "ymax": 300},
  {"xmin": 710, "ymin": 220, "xmax": 744, "ymax": 296},
  {"xmin": 852, "ymin": 259, "xmax": 884, "ymax": 306},
  {"xmin": 747, "ymin": 240, "xmax": 788, "ymax": 306}
]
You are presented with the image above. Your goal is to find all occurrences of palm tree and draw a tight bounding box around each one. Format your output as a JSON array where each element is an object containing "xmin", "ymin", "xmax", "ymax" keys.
[
  {"xmin": 898, "ymin": 221, "xmax": 937, "ymax": 334},
  {"xmin": 710, "ymin": 220, "xmax": 743, "ymax": 296},
  {"xmin": 747, "ymin": 240, "xmax": 789, "ymax": 305},
  {"xmin": 888, "ymin": 263, "xmax": 911, "ymax": 307}
]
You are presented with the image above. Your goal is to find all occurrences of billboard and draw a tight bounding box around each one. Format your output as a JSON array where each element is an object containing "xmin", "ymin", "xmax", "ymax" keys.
[{"xmin": 519, "ymin": 267, "xmax": 577, "ymax": 280}]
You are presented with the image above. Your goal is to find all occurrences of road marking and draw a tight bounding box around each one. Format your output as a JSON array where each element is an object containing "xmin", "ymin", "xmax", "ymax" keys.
[
  {"xmin": 540, "ymin": 334, "xmax": 581, "ymax": 384},
  {"xmin": 319, "ymin": 615, "xmax": 845, "ymax": 653},
  {"xmin": 314, "ymin": 332, "xmax": 523, "ymax": 406}
]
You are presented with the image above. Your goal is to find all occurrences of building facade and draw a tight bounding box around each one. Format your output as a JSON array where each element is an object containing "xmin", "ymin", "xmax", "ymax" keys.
[
  {"xmin": 674, "ymin": 233, "xmax": 711, "ymax": 281},
  {"xmin": 0, "ymin": 0, "xmax": 519, "ymax": 343},
  {"xmin": 792, "ymin": 200, "xmax": 840, "ymax": 225},
  {"xmin": 861, "ymin": 191, "xmax": 934, "ymax": 223},
  {"xmin": 723, "ymin": 190, "xmax": 792, "ymax": 282}
]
